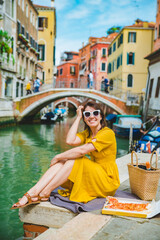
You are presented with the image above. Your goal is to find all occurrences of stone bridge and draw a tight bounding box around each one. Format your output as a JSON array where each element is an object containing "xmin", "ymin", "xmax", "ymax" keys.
[{"xmin": 14, "ymin": 88, "xmax": 138, "ymax": 121}]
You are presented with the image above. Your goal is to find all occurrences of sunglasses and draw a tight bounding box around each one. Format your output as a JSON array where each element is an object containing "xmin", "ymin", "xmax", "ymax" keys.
[{"xmin": 83, "ymin": 110, "xmax": 101, "ymax": 118}]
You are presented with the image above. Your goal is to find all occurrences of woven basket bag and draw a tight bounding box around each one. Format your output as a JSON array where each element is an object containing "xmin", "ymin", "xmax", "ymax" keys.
[{"xmin": 128, "ymin": 151, "xmax": 160, "ymax": 200}]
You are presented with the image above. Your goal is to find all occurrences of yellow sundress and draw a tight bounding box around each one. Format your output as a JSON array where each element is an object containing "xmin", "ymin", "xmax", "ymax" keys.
[{"xmin": 58, "ymin": 127, "xmax": 120, "ymax": 203}]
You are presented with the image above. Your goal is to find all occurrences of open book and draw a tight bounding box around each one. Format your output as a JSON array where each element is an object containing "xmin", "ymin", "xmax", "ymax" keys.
[{"xmin": 102, "ymin": 196, "xmax": 160, "ymax": 218}]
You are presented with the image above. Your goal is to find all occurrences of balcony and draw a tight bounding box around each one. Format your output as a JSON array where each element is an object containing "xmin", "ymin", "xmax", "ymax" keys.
[
  {"xmin": 18, "ymin": 34, "xmax": 30, "ymax": 47},
  {"xmin": 0, "ymin": 53, "xmax": 16, "ymax": 73}
]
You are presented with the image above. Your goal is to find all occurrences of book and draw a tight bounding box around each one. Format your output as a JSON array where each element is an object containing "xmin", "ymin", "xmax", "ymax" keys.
[{"xmin": 102, "ymin": 196, "xmax": 160, "ymax": 218}]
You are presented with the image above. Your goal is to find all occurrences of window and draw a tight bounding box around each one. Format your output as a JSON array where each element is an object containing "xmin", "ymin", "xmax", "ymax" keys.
[
  {"xmin": 57, "ymin": 70, "xmax": 59, "ymax": 76},
  {"xmin": 155, "ymin": 77, "xmax": 160, "ymax": 98},
  {"xmin": 26, "ymin": 32, "xmax": 29, "ymax": 40},
  {"xmin": 5, "ymin": 77, "xmax": 12, "ymax": 98},
  {"xmin": 70, "ymin": 66, "xmax": 75, "ymax": 75},
  {"xmin": 102, "ymin": 48, "xmax": 106, "ymax": 57},
  {"xmin": 16, "ymin": 82, "xmax": 19, "ymax": 98},
  {"xmin": 120, "ymin": 34, "xmax": 123, "ymax": 44},
  {"xmin": 21, "ymin": 83, "xmax": 23, "ymax": 97},
  {"xmin": 108, "ymin": 63, "xmax": 112, "ymax": 73},
  {"xmin": 117, "ymin": 56, "xmax": 120, "ymax": 69},
  {"xmin": 38, "ymin": 17, "xmax": 48, "ymax": 29},
  {"xmin": 127, "ymin": 52, "xmax": 135, "ymax": 65},
  {"xmin": 22, "ymin": 0, "xmax": 24, "ymax": 11},
  {"xmin": 118, "ymin": 37, "xmax": 120, "ymax": 47},
  {"xmin": 26, "ymin": 4, "xmax": 28, "ymax": 17},
  {"xmin": 70, "ymin": 82, "xmax": 74, "ymax": 88},
  {"xmin": 21, "ymin": 26, "xmax": 25, "ymax": 35},
  {"xmin": 101, "ymin": 62, "xmax": 106, "ymax": 72},
  {"xmin": 60, "ymin": 68, "xmax": 63, "ymax": 75},
  {"xmin": 30, "ymin": 10, "xmax": 32, "ymax": 23},
  {"xmin": 42, "ymin": 71, "xmax": 45, "ymax": 83},
  {"xmin": 128, "ymin": 32, "xmax": 136, "ymax": 42},
  {"xmin": 33, "ymin": 14, "xmax": 35, "ymax": 26},
  {"xmin": 17, "ymin": 21, "xmax": 21, "ymax": 35},
  {"xmin": 11, "ymin": 0, "xmax": 14, "ymax": 18},
  {"xmin": 159, "ymin": 25, "xmax": 160, "ymax": 38},
  {"xmin": 127, "ymin": 74, "xmax": 133, "ymax": 87},
  {"xmin": 149, "ymin": 79, "xmax": 154, "ymax": 98},
  {"xmin": 108, "ymin": 47, "xmax": 112, "ymax": 55},
  {"xmin": 113, "ymin": 42, "xmax": 116, "ymax": 52},
  {"xmin": 38, "ymin": 45, "xmax": 45, "ymax": 61}
]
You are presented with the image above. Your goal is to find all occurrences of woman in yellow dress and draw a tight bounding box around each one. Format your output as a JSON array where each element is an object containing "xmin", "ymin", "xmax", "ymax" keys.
[{"xmin": 11, "ymin": 100, "xmax": 120, "ymax": 209}]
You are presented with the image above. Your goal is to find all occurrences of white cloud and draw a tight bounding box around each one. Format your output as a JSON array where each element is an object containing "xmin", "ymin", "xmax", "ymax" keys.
[
  {"xmin": 85, "ymin": 0, "xmax": 102, "ymax": 5},
  {"xmin": 66, "ymin": 5, "xmax": 90, "ymax": 19},
  {"xmin": 54, "ymin": 0, "xmax": 69, "ymax": 10}
]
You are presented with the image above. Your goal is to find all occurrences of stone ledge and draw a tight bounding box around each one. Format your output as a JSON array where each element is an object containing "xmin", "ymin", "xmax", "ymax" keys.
[
  {"xmin": 19, "ymin": 202, "xmax": 77, "ymax": 229},
  {"xmin": 34, "ymin": 212, "xmax": 111, "ymax": 240}
]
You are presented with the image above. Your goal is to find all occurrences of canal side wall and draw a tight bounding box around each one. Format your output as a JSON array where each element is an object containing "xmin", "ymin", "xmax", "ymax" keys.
[
  {"xmin": 19, "ymin": 153, "xmax": 160, "ymax": 240},
  {"xmin": 0, "ymin": 99, "xmax": 16, "ymax": 127}
]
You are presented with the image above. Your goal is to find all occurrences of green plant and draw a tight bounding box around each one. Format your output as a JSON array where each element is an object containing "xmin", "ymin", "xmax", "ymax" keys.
[{"xmin": 0, "ymin": 30, "xmax": 12, "ymax": 55}]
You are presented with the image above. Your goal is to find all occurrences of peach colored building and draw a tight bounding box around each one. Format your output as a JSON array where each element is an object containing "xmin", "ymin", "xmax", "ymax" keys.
[
  {"xmin": 79, "ymin": 34, "xmax": 117, "ymax": 90},
  {"xmin": 56, "ymin": 51, "xmax": 79, "ymax": 88},
  {"xmin": 154, "ymin": 0, "xmax": 160, "ymax": 51}
]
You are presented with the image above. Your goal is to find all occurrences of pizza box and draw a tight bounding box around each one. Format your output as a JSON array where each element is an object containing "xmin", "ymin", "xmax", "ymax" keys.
[{"xmin": 102, "ymin": 197, "xmax": 160, "ymax": 218}]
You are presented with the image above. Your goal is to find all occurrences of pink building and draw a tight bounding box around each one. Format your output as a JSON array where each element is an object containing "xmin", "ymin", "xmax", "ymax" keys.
[
  {"xmin": 56, "ymin": 51, "xmax": 79, "ymax": 88},
  {"xmin": 79, "ymin": 34, "xmax": 118, "ymax": 90}
]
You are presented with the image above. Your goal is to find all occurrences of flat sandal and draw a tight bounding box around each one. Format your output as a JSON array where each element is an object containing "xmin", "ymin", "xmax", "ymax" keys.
[{"xmin": 11, "ymin": 192, "xmax": 40, "ymax": 210}]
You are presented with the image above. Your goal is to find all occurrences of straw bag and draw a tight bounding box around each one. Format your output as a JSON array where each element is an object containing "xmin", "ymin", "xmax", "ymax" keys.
[{"xmin": 128, "ymin": 151, "xmax": 160, "ymax": 200}]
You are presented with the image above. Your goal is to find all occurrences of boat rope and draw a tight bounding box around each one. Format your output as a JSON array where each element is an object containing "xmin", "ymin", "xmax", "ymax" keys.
[{"xmin": 143, "ymin": 113, "xmax": 160, "ymax": 127}]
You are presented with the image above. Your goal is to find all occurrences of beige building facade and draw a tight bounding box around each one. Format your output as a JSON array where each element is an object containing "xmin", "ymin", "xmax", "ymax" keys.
[
  {"xmin": 35, "ymin": 1, "xmax": 56, "ymax": 86},
  {"xmin": 16, "ymin": 0, "xmax": 39, "ymax": 97},
  {"xmin": 108, "ymin": 20, "xmax": 155, "ymax": 103}
]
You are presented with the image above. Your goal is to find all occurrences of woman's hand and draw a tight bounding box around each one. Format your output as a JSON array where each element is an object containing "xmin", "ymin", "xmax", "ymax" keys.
[
  {"xmin": 50, "ymin": 156, "xmax": 59, "ymax": 167},
  {"xmin": 76, "ymin": 105, "xmax": 84, "ymax": 119}
]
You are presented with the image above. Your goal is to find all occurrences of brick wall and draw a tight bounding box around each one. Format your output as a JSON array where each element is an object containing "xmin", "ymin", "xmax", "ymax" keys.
[{"xmin": 23, "ymin": 223, "xmax": 48, "ymax": 240}]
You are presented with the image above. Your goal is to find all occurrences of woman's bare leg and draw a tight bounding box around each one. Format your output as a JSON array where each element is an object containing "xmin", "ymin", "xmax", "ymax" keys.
[
  {"xmin": 40, "ymin": 160, "xmax": 75, "ymax": 197},
  {"xmin": 12, "ymin": 162, "xmax": 64, "ymax": 207}
]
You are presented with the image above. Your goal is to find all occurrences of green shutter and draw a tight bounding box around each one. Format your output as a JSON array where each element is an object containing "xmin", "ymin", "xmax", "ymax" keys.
[
  {"xmin": 127, "ymin": 53, "xmax": 129, "ymax": 65},
  {"xmin": 132, "ymin": 53, "xmax": 135, "ymax": 65},
  {"xmin": 134, "ymin": 33, "xmax": 136, "ymax": 43}
]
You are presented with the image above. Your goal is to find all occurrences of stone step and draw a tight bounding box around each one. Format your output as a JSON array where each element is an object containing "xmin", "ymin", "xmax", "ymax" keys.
[{"xmin": 34, "ymin": 212, "xmax": 111, "ymax": 240}]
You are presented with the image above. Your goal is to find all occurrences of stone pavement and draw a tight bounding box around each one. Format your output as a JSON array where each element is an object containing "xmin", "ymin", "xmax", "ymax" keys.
[{"xmin": 19, "ymin": 153, "xmax": 160, "ymax": 240}]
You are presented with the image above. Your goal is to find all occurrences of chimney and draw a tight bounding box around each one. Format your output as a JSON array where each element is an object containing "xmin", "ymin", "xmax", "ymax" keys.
[{"xmin": 51, "ymin": 0, "xmax": 54, "ymax": 7}]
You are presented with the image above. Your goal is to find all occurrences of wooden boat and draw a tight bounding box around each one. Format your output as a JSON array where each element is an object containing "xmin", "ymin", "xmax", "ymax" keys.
[{"xmin": 113, "ymin": 115, "xmax": 142, "ymax": 139}]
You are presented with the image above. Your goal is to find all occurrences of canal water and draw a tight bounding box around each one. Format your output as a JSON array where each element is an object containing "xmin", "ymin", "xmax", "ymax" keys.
[{"xmin": 0, "ymin": 115, "xmax": 129, "ymax": 240}]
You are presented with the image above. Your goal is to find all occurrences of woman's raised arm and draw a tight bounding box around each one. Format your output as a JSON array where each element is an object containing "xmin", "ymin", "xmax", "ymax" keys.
[{"xmin": 66, "ymin": 105, "xmax": 84, "ymax": 146}]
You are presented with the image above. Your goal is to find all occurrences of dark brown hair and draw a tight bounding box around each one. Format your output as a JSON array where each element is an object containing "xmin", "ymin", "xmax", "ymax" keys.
[{"xmin": 82, "ymin": 100, "xmax": 107, "ymax": 136}]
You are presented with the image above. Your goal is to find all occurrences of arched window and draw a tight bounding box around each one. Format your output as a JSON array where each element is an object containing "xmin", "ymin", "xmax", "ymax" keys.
[
  {"xmin": 127, "ymin": 52, "xmax": 135, "ymax": 65},
  {"xmin": 127, "ymin": 74, "xmax": 133, "ymax": 87}
]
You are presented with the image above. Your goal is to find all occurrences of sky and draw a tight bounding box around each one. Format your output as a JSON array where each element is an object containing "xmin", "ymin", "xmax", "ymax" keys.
[{"xmin": 33, "ymin": 0, "xmax": 157, "ymax": 65}]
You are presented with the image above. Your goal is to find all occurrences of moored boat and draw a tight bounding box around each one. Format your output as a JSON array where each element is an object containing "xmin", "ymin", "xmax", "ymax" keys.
[
  {"xmin": 135, "ymin": 116, "xmax": 160, "ymax": 153},
  {"xmin": 113, "ymin": 115, "xmax": 142, "ymax": 139},
  {"xmin": 41, "ymin": 111, "xmax": 58, "ymax": 123}
]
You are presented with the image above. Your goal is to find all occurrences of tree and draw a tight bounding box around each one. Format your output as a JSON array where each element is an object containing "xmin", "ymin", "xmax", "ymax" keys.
[{"xmin": 106, "ymin": 26, "xmax": 122, "ymax": 35}]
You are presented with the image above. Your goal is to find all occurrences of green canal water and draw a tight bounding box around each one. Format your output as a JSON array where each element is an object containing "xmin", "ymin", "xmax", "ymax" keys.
[{"xmin": 0, "ymin": 116, "xmax": 129, "ymax": 240}]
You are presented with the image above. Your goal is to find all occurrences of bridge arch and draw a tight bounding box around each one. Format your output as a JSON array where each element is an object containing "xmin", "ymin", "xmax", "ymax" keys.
[{"xmin": 19, "ymin": 89, "xmax": 126, "ymax": 120}]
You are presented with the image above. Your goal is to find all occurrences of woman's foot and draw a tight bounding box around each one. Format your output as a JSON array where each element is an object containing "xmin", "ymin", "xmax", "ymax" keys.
[
  {"xmin": 38, "ymin": 194, "xmax": 50, "ymax": 202},
  {"xmin": 11, "ymin": 192, "xmax": 40, "ymax": 209}
]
